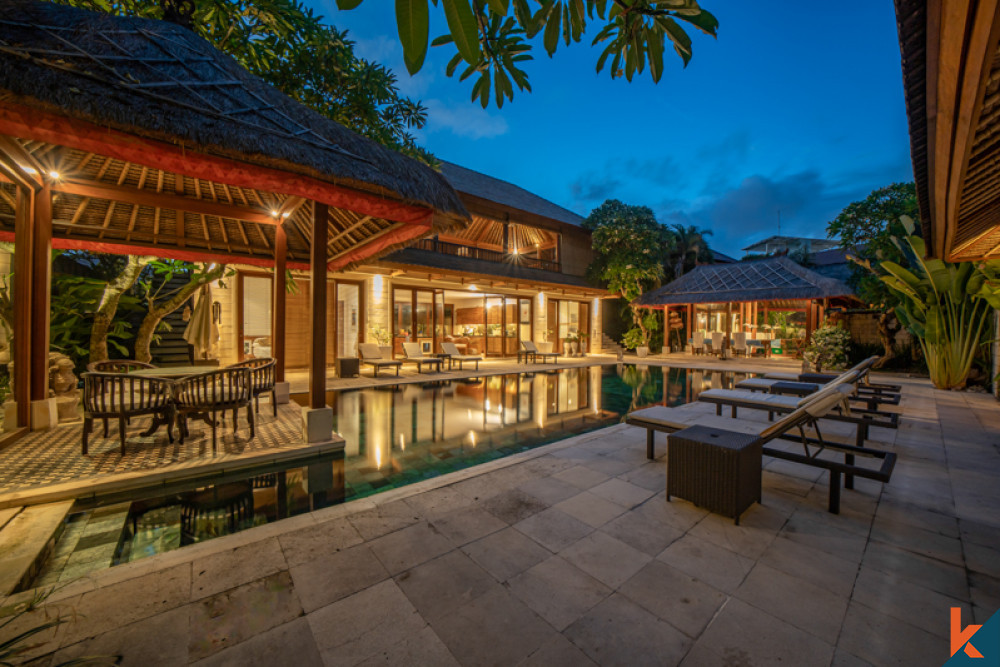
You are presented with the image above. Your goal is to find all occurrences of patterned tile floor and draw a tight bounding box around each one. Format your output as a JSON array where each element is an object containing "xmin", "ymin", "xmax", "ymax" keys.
[{"xmin": 0, "ymin": 402, "xmax": 306, "ymax": 494}]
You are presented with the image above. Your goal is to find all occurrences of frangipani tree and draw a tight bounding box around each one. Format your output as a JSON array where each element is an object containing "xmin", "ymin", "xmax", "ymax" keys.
[
  {"xmin": 585, "ymin": 199, "xmax": 672, "ymax": 348},
  {"xmin": 860, "ymin": 216, "xmax": 1000, "ymax": 390}
]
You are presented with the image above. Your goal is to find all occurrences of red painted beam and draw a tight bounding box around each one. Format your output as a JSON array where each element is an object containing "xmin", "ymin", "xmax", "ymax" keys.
[
  {"xmin": 327, "ymin": 222, "xmax": 432, "ymax": 272},
  {"xmin": 0, "ymin": 102, "xmax": 436, "ymax": 228}
]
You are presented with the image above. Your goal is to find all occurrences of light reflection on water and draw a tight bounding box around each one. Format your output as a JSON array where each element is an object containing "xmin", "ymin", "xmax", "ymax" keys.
[{"xmin": 51, "ymin": 365, "xmax": 749, "ymax": 576}]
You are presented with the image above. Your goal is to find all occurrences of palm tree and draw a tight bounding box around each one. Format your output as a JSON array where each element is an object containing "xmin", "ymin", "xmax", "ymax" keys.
[{"xmin": 668, "ymin": 224, "xmax": 713, "ymax": 279}]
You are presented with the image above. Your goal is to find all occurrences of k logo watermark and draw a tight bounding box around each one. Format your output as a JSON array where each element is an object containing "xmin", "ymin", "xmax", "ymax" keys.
[{"xmin": 946, "ymin": 607, "xmax": 1000, "ymax": 666}]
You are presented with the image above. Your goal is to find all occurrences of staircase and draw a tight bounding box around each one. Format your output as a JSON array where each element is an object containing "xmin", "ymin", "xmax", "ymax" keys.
[
  {"xmin": 599, "ymin": 333, "xmax": 624, "ymax": 358},
  {"xmin": 149, "ymin": 273, "xmax": 195, "ymax": 366}
]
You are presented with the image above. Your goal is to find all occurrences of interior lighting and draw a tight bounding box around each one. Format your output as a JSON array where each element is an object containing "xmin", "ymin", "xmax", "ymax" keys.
[
  {"xmin": 512, "ymin": 248, "xmax": 519, "ymax": 255},
  {"xmin": 271, "ymin": 209, "xmax": 280, "ymax": 217},
  {"xmin": 469, "ymin": 284, "xmax": 479, "ymax": 291},
  {"xmin": 373, "ymin": 274, "xmax": 383, "ymax": 304},
  {"xmin": 48, "ymin": 170, "xmax": 61, "ymax": 180}
]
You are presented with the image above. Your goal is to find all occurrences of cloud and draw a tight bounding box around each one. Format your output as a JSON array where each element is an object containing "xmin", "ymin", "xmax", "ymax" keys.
[
  {"xmin": 569, "ymin": 156, "xmax": 682, "ymax": 208},
  {"xmin": 422, "ymin": 99, "xmax": 509, "ymax": 139},
  {"xmin": 660, "ymin": 170, "xmax": 867, "ymax": 256},
  {"xmin": 570, "ymin": 172, "xmax": 623, "ymax": 203}
]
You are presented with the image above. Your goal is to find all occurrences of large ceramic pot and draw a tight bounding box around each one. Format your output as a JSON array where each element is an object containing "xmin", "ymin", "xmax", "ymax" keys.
[{"xmin": 636, "ymin": 346, "xmax": 649, "ymax": 358}]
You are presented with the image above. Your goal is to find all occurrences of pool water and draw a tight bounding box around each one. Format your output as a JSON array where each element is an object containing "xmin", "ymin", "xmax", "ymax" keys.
[{"xmin": 31, "ymin": 364, "xmax": 749, "ymax": 587}]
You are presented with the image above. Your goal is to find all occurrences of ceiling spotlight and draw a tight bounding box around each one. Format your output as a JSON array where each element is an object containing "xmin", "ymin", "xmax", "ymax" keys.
[
  {"xmin": 271, "ymin": 210, "xmax": 280, "ymax": 217},
  {"xmin": 48, "ymin": 171, "xmax": 61, "ymax": 180},
  {"xmin": 469, "ymin": 284, "xmax": 478, "ymax": 291}
]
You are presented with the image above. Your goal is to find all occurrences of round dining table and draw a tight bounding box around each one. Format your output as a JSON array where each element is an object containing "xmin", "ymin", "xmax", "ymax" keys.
[{"xmin": 129, "ymin": 365, "xmax": 215, "ymax": 379}]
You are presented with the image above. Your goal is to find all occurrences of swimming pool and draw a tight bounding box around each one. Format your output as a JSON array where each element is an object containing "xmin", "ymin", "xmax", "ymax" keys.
[{"xmin": 31, "ymin": 364, "xmax": 750, "ymax": 588}]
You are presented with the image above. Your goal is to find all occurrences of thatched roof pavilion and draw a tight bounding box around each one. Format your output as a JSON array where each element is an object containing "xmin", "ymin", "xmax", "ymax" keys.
[
  {"xmin": 0, "ymin": 0, "xmax": 469, "ymax": 433},
  {"xmin": 633, "ymin": 257, "xmax": 857, "ymax": 351},
  {"xmin": 0, "ymin": 1, "xmax": 468, "ymax": 270}
]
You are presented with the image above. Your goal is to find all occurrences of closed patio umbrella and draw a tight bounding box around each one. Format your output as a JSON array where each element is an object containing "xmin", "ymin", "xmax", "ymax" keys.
[{"xmin": 183, "ymin": 284, "xmax": 218, "ymax": 360}]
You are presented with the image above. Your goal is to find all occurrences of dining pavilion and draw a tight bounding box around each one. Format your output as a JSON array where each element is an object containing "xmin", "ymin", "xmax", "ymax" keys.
[
  {"xmin": 0, "ymin": 2, "xmax": 468, "ymax": 446},
  {"xmin": 632, "ymin": 256, "xmax": 857, "ymax": 355}
]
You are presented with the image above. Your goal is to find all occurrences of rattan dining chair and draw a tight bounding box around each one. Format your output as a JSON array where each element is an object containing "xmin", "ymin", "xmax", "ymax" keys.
[
  {"xmin": 81, "ymin": 372, "xmax": 175, "ymax": 455},
  {"xmin": 229, "ymin": 358, "xmax": 277, "ymax": 417},
  {"xmin": 174, "ymin": 367, "xmax": 253, "ymax": 453}
]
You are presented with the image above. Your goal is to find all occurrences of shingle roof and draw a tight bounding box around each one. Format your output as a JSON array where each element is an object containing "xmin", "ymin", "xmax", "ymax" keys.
[
  {"xmin": 633, "ymin": 256, "xmax": 855, "ymax": 307},
  {"xmin": 440, "ymin": 162, "xmax": 584, "ymax": 228}
]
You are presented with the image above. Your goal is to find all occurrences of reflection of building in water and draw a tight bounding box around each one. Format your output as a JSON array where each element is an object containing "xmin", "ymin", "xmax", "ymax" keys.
[{"xmin": 334, "ymin": 367, "xmax": 611, "ymax": 472}]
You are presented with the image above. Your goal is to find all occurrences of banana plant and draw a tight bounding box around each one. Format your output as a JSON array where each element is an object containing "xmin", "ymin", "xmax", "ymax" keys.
[{"xmin": 865, "ymin": 216, "xmax": 1000, "ymax": 389}]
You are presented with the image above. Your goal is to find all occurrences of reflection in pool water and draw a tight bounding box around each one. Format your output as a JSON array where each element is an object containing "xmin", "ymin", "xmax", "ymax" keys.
[{"xmin": 33, "ymin": 365, "xmax": 749, "ymax": 585}]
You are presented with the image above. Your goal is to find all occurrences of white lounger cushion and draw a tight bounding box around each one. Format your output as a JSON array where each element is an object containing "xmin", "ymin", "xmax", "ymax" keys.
[{"xmin": 698, "ymin": 388, "xmax": 804, "ymax": 409}]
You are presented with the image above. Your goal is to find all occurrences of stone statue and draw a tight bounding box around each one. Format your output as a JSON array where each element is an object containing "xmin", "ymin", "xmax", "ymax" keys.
[{"xmin": 48, "ymin": 352, "xmax": 80, "ymax": 423}]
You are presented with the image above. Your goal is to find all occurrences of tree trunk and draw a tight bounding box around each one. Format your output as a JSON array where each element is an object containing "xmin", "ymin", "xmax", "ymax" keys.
[
  {"xmin": 634, "ymin": 307, "xmax": 650, "ymax": 347},
  {"xmin": 872, "ymin": 311, "xmax": 898, "ymax": 369},
  {"xmin": 134, "ymin": 265, "xmax": 225, "ymax": 363},
  {"xmin": 89, "ymin": 255, "xmax": 149, "ymax": 362}
]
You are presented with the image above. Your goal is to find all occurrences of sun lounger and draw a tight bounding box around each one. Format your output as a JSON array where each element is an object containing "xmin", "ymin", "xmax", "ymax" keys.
[
  {"xmin": 401, "ymin": 343, "xmax": 444, "ymax": 373},
  {"xmin": 440, "ymin": 342, "xmax": 482, "ymax": 370},
  {"xmin": 696, "ymin": 376, "xmax": 899, "ymax": 448},
  {"xmin": 519, "ymin": 340, "xmax": 558, "ymax": 364},
  {"xmin": 359, "ymin": 343, "xmax": 402, "ymax": 377},
  {"xmin": 626, "ymin": 386, "xmax": 897, "ymax": 515},
  {"xmin": 737, "ymin": 362, "xmax": 900, "ymax": 410},
  {"xmin": 763, "ymin": 356, "xmax": 902, "ymax": 394}
]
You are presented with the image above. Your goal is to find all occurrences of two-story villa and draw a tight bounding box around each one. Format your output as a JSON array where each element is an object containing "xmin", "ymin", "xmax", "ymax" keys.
[{"xmin": 216, "ymin": 162, "xmax": 607, "ymax": 368}]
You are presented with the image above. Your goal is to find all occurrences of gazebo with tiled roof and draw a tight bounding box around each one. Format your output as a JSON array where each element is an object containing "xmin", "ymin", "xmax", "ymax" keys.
[{"xmin": 633, "ymin": 256, "xmax": 857, "ymax": 350}]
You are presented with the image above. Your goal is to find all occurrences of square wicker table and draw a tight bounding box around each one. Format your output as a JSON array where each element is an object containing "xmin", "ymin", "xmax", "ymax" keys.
[{"xmin": 666, "ymin": 424, "xmax": 762, "ymax": 525}]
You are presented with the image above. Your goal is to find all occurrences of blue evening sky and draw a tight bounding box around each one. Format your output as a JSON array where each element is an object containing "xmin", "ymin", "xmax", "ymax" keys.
[{"xmin": 309, "ymin": 1, "xmax": 912, "ymax": 257}]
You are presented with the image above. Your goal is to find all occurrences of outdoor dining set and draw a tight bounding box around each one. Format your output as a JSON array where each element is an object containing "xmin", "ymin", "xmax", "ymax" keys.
[
  {"xmin": 80, "ymin": 358, "xmax": 278, "ymax": 455},
  {"xmin": 689, "ymin": 331, "xmax": 788, "ymax": 358}
]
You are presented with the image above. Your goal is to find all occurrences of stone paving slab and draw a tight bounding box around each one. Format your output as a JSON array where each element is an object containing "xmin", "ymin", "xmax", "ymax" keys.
[{"xmin": 1, "ymin": 376, "xmax": 997, "ymax": 666}]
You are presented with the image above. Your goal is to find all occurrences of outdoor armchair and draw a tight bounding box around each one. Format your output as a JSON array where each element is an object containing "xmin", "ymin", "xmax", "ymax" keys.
[
  {"xmin": 229, "ymin": 357, "xmax": 277, "ymax": 417},
  {"xmin": 731, "ymin": 332, "xmax": 748, "ymax": 357},
  {"xmin": 441, "ymin": 342, "xmax": 482, "ymax": 370},
  {"xmin": 174, "ymin": 367, "xmax": 254, "ymax": 453},
  {"xmin": 691, "ymin": 331, "xmax": 706, "ymax": 355},
  {"xmin": 711, "ymin": 332, "xmax": 725, "ymax": 355},
  {"xmin": 401, "ymin": 343, "xmax": 444, "ymax": 373},
  {"xmin": 82, "ymin": 372, "xmax": 175, "ymax": 455},
  {"xmin": 359, "ymin": 343, "xmax": 402, "ymax": 377}
]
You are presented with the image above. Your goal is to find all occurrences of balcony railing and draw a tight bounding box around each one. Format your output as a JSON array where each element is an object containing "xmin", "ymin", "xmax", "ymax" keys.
[{"xmin": 413, "ymin": 238, "xmax": 561, "ymax": 272}]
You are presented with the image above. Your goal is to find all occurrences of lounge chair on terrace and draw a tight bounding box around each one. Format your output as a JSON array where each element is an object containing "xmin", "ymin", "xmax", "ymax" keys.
[
  {"xmin": 520, "ymin": 340, "xmax": 558, "ymax": 364},
  {"xmin": 696, "ymin": 373, "xmax": 899, "ymax": 448},
  {"xmin": 359, "ymin": 343, "xmax": 402, "ymax": 377},
  {"xmin": 401, "ymin": 343, "xmax": 444, "ymax": 373},
  {"xmin": 440, "ymin": 342, "xmax": 482, "ymax": 370},
  {"xmin": 691, "ymin": 331, "xmax": 706, "ymax": 355},
  {"xmin": 736, "ymin": 360, "xmax": 900, "ymax": 409},
  {"xmin": 762, "ymin": 356, "xmax": 902, "ymax": 394},
  {"xmin": 625, "ymin": 385, "xmax": 896, "ymax": 515}
]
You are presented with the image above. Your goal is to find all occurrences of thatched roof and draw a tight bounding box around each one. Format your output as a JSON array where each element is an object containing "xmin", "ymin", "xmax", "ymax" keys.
[
  {"xmin": 440, "ymin": 162, "xmax": 584, "ymax": 230},
  {"xmin": 894, "ymin": 0, "xmax": 1000, "ymax": 261},
  {"xmin": 633, "ymin": 256, "xmax": 855, "ymax": 308},
  {"xmin": 0, "ymin": 1, "xmax": 469, "ymax": 269}
]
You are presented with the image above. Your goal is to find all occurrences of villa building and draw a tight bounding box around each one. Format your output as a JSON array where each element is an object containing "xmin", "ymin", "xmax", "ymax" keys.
[
  {"xmin": 741, "ymin": 235, "xmax": 839, "ymax": 257},
  {"xmin": 218, "ymin": 162, "xmax": 608, "ymax": 369}
]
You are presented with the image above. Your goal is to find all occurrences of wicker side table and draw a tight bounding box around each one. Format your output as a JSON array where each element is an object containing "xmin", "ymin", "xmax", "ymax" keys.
[{"xmin": 666, "ymin": 424, "xmax": 762, "ymax": 525}]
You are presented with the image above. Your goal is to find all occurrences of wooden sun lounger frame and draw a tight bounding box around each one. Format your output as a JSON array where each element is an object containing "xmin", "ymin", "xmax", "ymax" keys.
[{"xmin": 625, "ymin": 406, "xmax": 897, "ymax": 514}]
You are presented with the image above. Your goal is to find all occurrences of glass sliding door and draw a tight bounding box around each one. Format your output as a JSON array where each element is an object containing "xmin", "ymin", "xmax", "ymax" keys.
[
  {"xmin": 485, "ymin": 296, "xmax": 503, "ymax": 356},
  {"xmin": 414, "ymin": 290, "xmax": 434, "ymax": 354},
  {"xmin": 335, "ymin": 282, "xmax": 361, "ymax": 359},
  {"xmin": 242, "ymin": 274, "xmax": 272, "ymax": 359},
  {"xmin": 392, "ymin": 288, "xmax": 412, "ymax": 357}
]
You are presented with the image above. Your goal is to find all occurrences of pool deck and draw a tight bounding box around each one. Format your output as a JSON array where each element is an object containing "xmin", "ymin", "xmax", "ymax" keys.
[
  {"xmin": 4, "ymin": 375, "xmax": 998, "ymax": 666},
  {"xmin": 285, "ymin": 352, "xmax": 812, "ymax": 393}
]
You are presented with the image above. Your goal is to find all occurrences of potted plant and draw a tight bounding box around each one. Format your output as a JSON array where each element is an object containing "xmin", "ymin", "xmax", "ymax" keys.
[
  {"xmin": 369, "ymin": 325, "xmax": 392, "ymax": 358},
  {"xmin": 576, "ymin": 331, "xmax": 589, "ymax": 356},
  {"xmin": 563, "ymin": 335, "xmax": 577, "ymax": 357},
  {"xmin": 622, "ymin": 328, "xmax": 648, "ymax": 357}
]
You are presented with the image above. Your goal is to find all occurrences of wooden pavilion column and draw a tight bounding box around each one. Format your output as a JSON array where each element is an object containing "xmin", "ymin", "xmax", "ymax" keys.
[
  {"xmin": 301, "ymin": 202, "xmax": 334, "ymax": 444},
  {"xmin": 28, "ymin": 184, "xmax": 54, "ymax": 429},
  {"xmin": 805, "ymin": 299, "xmax": 816, "ymax": 343},
  {"xmin": 11, "ymin": 186, "xmax": 32, "ymax": 430},
  {"xmin": 686, "ymin": 303, "xmax": 693, "ymax": 350},
  {"xmin": 725, "ymin": 302, "xmax": 733, "ymax": 350},
  {"xmin": 310, "ymin": 204, "xmax": 328, "ymax": 410},
  {"xmin": 272, "ymin": 224, "xmax": 288, "ymax": 383}
]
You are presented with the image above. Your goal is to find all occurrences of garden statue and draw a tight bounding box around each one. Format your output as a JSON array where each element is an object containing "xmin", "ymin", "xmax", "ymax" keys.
[{"xmin": 49, "ymin": 352, "xmax": 80, "ymax": 423}]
